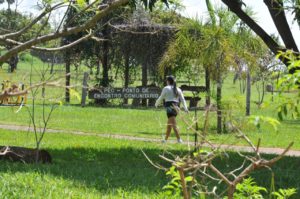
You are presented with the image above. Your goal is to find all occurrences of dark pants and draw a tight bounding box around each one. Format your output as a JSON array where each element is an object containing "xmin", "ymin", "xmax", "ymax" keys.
[{"xmin": 165, "ymin": 101, "xmax": 179, "ymax": 118}]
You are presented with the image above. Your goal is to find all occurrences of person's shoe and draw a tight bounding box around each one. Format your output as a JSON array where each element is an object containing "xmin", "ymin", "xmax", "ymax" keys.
[
  {"xmin": 162, "ymin": 139, "xmax": 167, "ymax": 143},
  {"xmin": 177, "ymin": 138, "xmax": 183, "ymax": 143}
]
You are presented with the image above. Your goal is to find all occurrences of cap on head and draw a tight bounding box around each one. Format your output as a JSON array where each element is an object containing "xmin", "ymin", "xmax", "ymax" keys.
[{"xmin": 166, "ymin": 75, "xmax": 175, "ymax": 85}]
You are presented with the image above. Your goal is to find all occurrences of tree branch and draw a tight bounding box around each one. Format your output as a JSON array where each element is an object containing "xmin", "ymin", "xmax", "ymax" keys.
[
  {"xmin": 1, "ymin": 2, "xmax": 65, "ymax": 39},
  {"xmin": 0, "ymin": 0, "xmax": 129, "ymax": 63},
  {"xmin": 209, "ymin": 163, "xmax": 232, "ymax": 186},
  {"xmin": 65, "ymin": 0, "xmax": 101, "ymax": 27},
  {"xmin": 221, "ymin": 0, "xmax": 289, "ymax": 66},
  {"xmin": 264, "ymin": 0, "xmax": 299, "ymax": 52},
  {"xmin": 2, "ymin": 32, "xmax": 93, "ymax": 52},
  {"xmin": 0, "ymin": 146, "xmax": 9, "ymax": 155},
  {"xmin": 178, "ymin": 167, "xmax": 189, "ymax": 199}
]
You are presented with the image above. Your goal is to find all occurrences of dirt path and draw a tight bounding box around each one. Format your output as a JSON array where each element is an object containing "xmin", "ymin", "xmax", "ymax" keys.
[{"xmin": 1, "ymin": 124, "xmax": 300, "ymax": 157}]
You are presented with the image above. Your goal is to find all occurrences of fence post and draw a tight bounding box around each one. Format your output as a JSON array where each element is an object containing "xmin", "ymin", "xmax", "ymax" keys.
[{"xmin": 81, "ymin": 72, "xmax": 89, "ymax": 107}]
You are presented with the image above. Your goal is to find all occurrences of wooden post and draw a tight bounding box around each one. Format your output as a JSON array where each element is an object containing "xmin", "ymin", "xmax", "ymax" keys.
[{"xmin": 81, "ymin": 72, "xmax": 89, "ymax": 107}]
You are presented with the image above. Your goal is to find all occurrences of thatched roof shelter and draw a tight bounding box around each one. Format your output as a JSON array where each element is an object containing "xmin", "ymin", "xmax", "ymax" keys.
[{"xmin": 109, "ymin": 22, "xmax": 177, "ymax": 86}]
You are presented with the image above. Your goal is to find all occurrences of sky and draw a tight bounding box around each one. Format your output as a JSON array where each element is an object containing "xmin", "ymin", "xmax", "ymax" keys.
[
  {"xmin": 181, "ymin": 0, "xmax": 300, "ymax": 47},
  {"xmin": 1, "ymin": 0, "xmax": 300, "ymax": 47}
]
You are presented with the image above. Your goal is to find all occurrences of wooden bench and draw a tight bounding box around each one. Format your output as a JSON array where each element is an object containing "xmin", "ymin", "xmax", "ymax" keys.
[{"xmin": 180, "ymin": 85, "xmax": 207, "ymax": 108}]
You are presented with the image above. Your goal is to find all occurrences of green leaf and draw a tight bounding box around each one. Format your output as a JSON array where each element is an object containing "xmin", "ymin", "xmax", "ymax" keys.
[
  {"xmin": 70, "ymin": 89, "xmax": 81, "ymax": 101},
  {"xmin": 163, "ymin": 190, "xmax": 173, "ymax": 196},
  {"xmin": 184, "ymin": 176, "xmax": 193, "ymax": 182},
  {"xmin": 77, "ymin": 0, "xmax": 86, "ymax": 8},
  {"xmin": 162, "ymin": 184, "xmax": 175, "ymax": 190}
]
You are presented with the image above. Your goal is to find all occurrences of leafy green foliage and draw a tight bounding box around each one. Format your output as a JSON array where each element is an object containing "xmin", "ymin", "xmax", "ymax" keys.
[
  {"xmin": 163, "ymin": 166, "xmax": 182, "ymax": 196},
  {"xmin": 272, "ymin": 188, "xmax": 297, "ymax": 199},
  {"xmin": 141, "ymin": 0, "xmax": 169, "ymax": 11},
  {"xmin": 150, "ymin": 0, "xmax": 184, "ymax": 24},
  {"xmin": 163, "ymin": 166, "xmax": 194, "ymax": 197},
  {"xmin": 232, "ymin": 177, "xmax": 267, "ymax": 199},
  {"xmin": 0, "ymin": 10, "xmax": 50, "ymax": 40},
  {"xmin": 224, "ymin": 177, "xmax": 296, "ymax": 199},
  {"xmin": 248, "ymin": 116, "xmax": 280, "ymax": 132},
  {"xmin": 276, "ymin": 51, "xmax": 300, "ymax": 121}
]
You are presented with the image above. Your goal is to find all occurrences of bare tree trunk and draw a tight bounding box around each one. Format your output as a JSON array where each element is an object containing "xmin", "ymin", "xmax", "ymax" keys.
[
  {"xmin": 124, "ymin": 54, "xmax": 130, "ymax": 105},
  {"xmin": 50, "ymin": 55, "xmax": 55, "ymax": 74},
  {"xmin": 242, "ymin": 79, "xmax": 246, "ymax": 94},
  {"xmin": 8, "ymin": 54, "xmax": 18, "ymax": 73},
  {"xmin": 81, "ymin": 72, "xmax": 89, "ymax": 107},
  {"xmin": 216, "ymin": 63, "xmax": 222, "ymax": 134},
  {"xmin": 95, "ymin": 29, "xmax": 110, "ymax": 105},
  {"xmin": 227, "ymin": 185, "xmax": 235, "ymax": 199},
  {"xmin": 101, "ymin": 31, "xmax": 109, "ymax": 87},
  {"xmin": 96, "ymin": 56, "xmax": 101, "ymax": 78},
  {"xmin": 205, "ymin": 67, "xmax": 211, "ymax": 106},
  {"xmin": 260, "ymin": 81, "xmax": 265, "ymax": 104},
  {"xmin": 246, "ymin": 67, "xmax": 251, "ymax": 116},
  {"xmin": 141, "ymin": 62, "xmax": 147, "ymax": 106},
  {"xmin": 65, "ymin": 52, "xmax": 71, "ymax": 103},
  {"xmin": 35, "ymin": 142, "xmax": 40, "ymax": 163}
]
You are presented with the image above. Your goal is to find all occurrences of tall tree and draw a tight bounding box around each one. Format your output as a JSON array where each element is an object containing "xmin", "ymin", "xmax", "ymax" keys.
[
  {"xmin": 0, "ymin": 0, "xmax": 169, "ymax": 64},
  {"xmin": 221, "ymin": 0, "xmax": 299, "ymax": 71}
]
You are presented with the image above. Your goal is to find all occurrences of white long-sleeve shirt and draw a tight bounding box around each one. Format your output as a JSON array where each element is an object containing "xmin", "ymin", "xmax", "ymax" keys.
[{"xmin": 155, "ymin": 85, "xmax": 188, "ymax": 111}]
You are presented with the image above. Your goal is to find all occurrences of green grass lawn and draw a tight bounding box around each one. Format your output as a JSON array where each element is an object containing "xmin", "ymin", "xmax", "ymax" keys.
[
  {"xmin": 1, "ymin": 55, "xmax": 300, "ymax": 198},
  {"xmin": 0, "ymin": 129, "xmax": 176, "ymax": 199},
  {"xmin": 1, "ymin": 56, "xmax": 300, "ymax": 150},
  {"xmin": 0, "ymin": 104, "xmax": 299, "ymax": 150},
  {"xmin": 0, "ymin": 129, "xmax": 299, "ymax": 198}
]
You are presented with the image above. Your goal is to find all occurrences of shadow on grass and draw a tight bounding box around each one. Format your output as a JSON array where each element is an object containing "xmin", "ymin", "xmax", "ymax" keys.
[
  {"xmin": 211, "ymin": 153, "xmax": 300, "ymax": 198},
  {"xmin": 0, "ymin": 147, "xmax": 174, "ymax": 194},
  {"xmin": 0, "ymin": 147, "xmax": 299, "ymax": 198}
]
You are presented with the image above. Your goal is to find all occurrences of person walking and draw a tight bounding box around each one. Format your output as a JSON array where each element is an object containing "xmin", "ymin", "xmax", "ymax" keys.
[{"xmin": 155, "ymin": 75, "xmax": 188, "ymax": 143}]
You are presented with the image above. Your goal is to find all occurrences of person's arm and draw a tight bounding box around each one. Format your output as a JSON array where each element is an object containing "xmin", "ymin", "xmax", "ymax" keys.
[
  {"xmin": 178, "ymin": 89, "xmax": 188, "ymax": 112},
  {"xmin": 155, "ymin": 87, "xmax": 166, "ymax": 107}
]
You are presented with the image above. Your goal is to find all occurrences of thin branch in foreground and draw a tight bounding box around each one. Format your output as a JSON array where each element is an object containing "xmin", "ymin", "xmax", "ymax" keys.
[
  {"xmin": 1, "ymin": 2, "xmax": 65, "ymax": 39},
  {"xmin": 142, "ymin": 150, "xmax": 167, "ymax": 171},
  {"xmin": 0, "ymin": 146, "xmax": 9, "ymax": 155},
  {"xmin": 0, "ymin": 0, "xmax": 129, "ymax": 63},
  {"xmin": 3, "ymin": 32, "xmax": 93, "ymax": 52}
]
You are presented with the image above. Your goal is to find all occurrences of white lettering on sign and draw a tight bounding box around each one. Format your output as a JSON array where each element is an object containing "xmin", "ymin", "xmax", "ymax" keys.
[
  {"xmin": 142, "ymin": 88, "xmax": 149, "ymax": 93},
  {"xmin": 90, "ymin": 87, "xmax": 160, "ymax": 99}
]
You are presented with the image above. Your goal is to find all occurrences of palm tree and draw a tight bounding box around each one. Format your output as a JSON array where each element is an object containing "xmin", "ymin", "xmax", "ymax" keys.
[
  {"xmin": 159, "ymin": 13, "xmax": 238, "ymax": 133},
  {"xmin": 201, "ymin": 6, "xmax": 240, "ymax": 133},
  {"xmin": 161, "ymin": 3, "xmax": 267, "ymax": 133}
]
